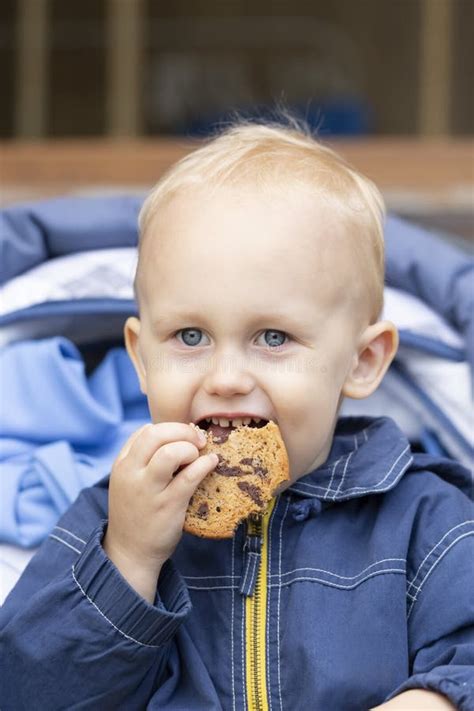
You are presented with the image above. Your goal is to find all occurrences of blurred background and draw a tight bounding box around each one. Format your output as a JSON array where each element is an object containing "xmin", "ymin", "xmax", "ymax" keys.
[{"xmin": 0, "ymin": 0, "xmax": 472, "ymax": 245}]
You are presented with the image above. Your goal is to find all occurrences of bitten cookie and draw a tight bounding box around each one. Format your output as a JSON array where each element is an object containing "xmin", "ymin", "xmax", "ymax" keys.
[{"xmin": 184, "ymin": 421, "xmax": 290, "ymax": 538}]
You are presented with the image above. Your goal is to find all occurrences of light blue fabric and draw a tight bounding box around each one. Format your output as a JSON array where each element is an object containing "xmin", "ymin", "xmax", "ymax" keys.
[{"xmin": 0, "ymin": 337, "xmax": 149, "ymax": 546}]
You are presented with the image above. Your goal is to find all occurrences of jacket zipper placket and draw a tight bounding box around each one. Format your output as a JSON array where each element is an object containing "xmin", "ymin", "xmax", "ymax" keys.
[{"xmin": 244, "ymin": 497, "xmax": 276, "ymax": 711}]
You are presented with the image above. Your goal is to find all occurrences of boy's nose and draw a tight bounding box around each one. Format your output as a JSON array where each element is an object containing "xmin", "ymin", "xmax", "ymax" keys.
[{"xmin": 202, "ymin": 353, "xmax": 256, "ymax": 397}]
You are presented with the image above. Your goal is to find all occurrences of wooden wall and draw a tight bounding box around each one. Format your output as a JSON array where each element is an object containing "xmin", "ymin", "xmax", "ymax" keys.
[{"xmin": 0, "ymin": 0, "xmax": 472, "ymax": 138}]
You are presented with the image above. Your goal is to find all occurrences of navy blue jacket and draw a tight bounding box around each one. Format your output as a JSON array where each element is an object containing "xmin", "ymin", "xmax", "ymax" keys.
[{"xmin": 1, "ymin": 416, "xmax": 473, "ymax": 710}]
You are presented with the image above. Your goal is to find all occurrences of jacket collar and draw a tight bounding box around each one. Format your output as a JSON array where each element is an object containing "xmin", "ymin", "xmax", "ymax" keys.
[{"xmin": 286, "ymin": 416, "xmax": 413, "ymax": 521}]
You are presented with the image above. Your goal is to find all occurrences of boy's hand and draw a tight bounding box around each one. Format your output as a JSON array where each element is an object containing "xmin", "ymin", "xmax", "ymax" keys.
[
  {"xmin": 370, "ymin": 689, "xmax": 457, "ymax": 710},
  {"xmin": 102, "ymin": 422, "xmax": 217, "ymax": 602}
]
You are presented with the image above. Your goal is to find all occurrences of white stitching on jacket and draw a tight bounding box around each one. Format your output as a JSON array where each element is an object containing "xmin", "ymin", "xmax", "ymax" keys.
[
  {"xmin": 292, "ymin": 444, "xmax": 411, "ymax": 497},
  {"xmin": 267, "ymin": 496, "xmax": 277, "ymax": 711},
  {"xmin": 186, "ymin": 585, "xmax": 237, "ymax": 591},
  {"xmin": 406, "ymin": 520, "xmax": 474, "ymax": 593},
  {"xmin": 240, "ymin": 552, "xmax": 256, "ymax": 595},
  {"xmin": 274, "ymin": 568, "xmax": 406, "ymax": 591},
  {"xmin": 331, "ymin": 446, "xmax": 411, "ymax": 495},
  {"xmin": 331, "ymin": 433, "xmax": 360, "ymax": 500},
  {"xmin": 53, "ymin": 526, "xmax": 87, "ymax": 545},
  {"xmin": 231, "ymin": 533, "xmax": 236, "ymax": 711},
  {"xmin": 331, "ymin": 447, "xmax": 356, "ymax": 500},
  {"xmin": 48, "ymin": 534, "xmax": 82, "ymax": 555},
  {"xmin": 184, "ymin": 574, "xmax": 237, "ymax": 579},
  {"xmin": 304, "ymin": 427, "xmax": 368, "ymax": 498},
  {"xmin": 71, "ymin": 566, "xmax": 163, "ymax": 649},
  {"xmin": 277, "ymin": 496, "xmax": 291, "ymax": 711},
  {"xmin": 183, "ymin": 558, "xmax": 408, "ymax": 590},
  {"xmin": 322, "ymin": 456, "xmax": 342, "ymax": 498},
  {"xmin": 407, "ymin": 531, "xmax": 474, "ymax": 619},
  {"xmin": 275, "ymin": 558, "xmax": 406, "ymax": 581},
  {"xmin": 241, "ymin": 594, "xmax": 246, "ymax": 710}
]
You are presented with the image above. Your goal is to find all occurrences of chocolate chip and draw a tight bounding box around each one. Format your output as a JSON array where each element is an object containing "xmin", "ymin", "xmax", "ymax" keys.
[
  {"xmin": 239, "ymin": 457, "xmax": 269, "ymax": 479},
  {"xmin": 237, "ymin": 481, "xmax": 264, "ymax": 507},
  {"xmin": 215, "ymin": 454, "xmax": 244, "ymax": 477},
  {"xmin": 214, "ymin": 454, "xmax": 268, "ymax": 479},
  {"xmin": 216, "ymin": 463, "xmax": 244, "ymax": 477}
]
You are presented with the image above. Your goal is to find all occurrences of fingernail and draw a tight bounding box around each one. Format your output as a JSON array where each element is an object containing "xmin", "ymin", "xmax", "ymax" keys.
[{"xmin": 198, "ymin": 431, "xmax": 207, "ymax": 445}]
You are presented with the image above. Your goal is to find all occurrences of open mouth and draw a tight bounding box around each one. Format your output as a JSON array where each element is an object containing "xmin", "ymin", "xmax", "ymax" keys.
[{"xmin": 197, "ymin": 417, "xmax": 270, "ymax": 431}]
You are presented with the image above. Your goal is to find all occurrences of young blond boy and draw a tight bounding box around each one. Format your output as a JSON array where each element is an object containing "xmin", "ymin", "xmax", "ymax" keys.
[{"xmin": 1, "ymin": 121, "xmax": 472, "ymax": 710}]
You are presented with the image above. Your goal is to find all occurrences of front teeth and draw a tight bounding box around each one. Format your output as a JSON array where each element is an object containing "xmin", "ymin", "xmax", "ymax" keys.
[
  {"xmin": 208, "ymin": 416, "xmax": 263, "ymax": 427},
  {"xmin": 211, "ymin": 417, "xmax": 225, "ymax": 426}
]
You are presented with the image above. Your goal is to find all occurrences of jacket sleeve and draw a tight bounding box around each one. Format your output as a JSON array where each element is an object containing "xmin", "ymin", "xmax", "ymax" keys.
[
  {"xmin": 0, "ymin": 479, "xmax": 192, "ymax": 710},
  {"xmin": 386, "ymin": 516, "xmax": 474, "ymax": 711}
]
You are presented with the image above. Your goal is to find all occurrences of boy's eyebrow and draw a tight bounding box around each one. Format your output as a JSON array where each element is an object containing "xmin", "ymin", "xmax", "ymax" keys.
[{"xmin": 152, "ymin": 308, "xmax": 315, "ymax": 330}]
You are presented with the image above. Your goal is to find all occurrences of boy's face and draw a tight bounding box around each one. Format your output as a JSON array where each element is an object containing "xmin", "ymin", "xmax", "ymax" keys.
[{"xmin": 126, "ymin": 187, "xmax": 376, "ymax": 485}]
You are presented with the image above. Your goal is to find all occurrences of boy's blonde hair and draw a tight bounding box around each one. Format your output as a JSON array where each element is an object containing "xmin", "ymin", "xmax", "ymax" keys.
[{"xmin": 137, "ymin": 118, "xmax": 386, "ymax": 323}]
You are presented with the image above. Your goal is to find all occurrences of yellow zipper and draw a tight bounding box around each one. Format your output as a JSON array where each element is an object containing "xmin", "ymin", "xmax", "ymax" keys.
[{"xmin": 245, "ymin": 497, "xmax": 276, "ymax": 711}]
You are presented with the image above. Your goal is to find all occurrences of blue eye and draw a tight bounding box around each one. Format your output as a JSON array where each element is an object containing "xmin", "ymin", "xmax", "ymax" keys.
[
  {"xmin": 261, "ymin": 330, "xmax": 288, "ymax": 348},
  {"xmin": 175, "ymin": 328, "xmax": 289, "ymax": 349},
  {"xmin": 177, "ymin": 328, "xmax": 206, "ymax": 347}
]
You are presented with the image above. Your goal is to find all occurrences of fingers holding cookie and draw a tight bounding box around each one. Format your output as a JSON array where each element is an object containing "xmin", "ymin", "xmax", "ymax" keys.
[
  {"xmin": 106, "ymin": 422, "xmax": 218, "ymax": 579},
  {"xmin": 119, "ymin": 422, "xmax": 206, "ymax": 470}
]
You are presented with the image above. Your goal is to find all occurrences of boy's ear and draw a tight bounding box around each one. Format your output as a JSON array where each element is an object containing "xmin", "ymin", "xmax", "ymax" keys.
[
  {"xmin": 342, "ymin": 321, "xmax": 399, "ymax": 400},
  {"xmin": 124, "ymin": 316, "xmax": 147, "ymax": 395}
]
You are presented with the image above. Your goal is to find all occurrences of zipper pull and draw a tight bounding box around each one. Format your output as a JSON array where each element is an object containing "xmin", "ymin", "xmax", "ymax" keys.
[{"xmin": 239, "ymin": 530, "xmax": 262, "ymax": 597}]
